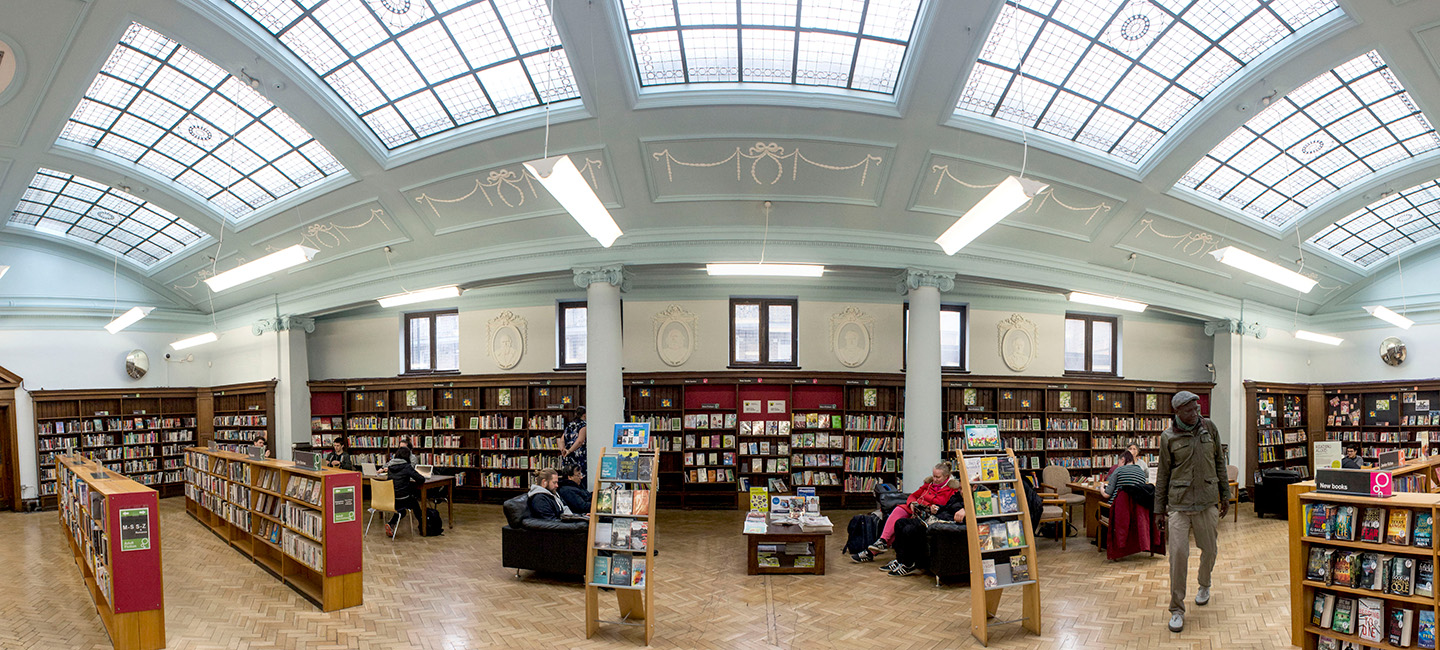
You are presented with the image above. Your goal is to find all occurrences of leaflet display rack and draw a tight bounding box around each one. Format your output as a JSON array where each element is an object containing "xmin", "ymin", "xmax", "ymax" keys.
[
  {"xmin": 584, "ymin": 447, "xmax": 658, "ymax": 645},
  {"xmin": 957, "ymin": 448, "xmax": 1042, "ymax": 646}
]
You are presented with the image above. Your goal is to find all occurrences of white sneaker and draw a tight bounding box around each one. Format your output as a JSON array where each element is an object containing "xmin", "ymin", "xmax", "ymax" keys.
[
  {"xmin": 1196, "ymin": 587, "xmax": 1210, "ymax": 606},
  {"xmin": 1168, "ymin": 612, "xmax": 1184, "ymax": 632}
]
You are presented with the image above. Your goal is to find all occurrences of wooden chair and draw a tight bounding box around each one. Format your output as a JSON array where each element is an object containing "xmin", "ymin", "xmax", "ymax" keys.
[
  {"xmin": 1035, "ymin": 486, "xmax": 1069, "ymax": 550},
  {"xmin": 1040, "ymin": 465, "xmax": 1085, "ymax": 534},
  {"xmin": 365, "ymin": 479, "xmax": 413, "ymax": 539},
  {"xmin": 1226, "ymin": 465, "xmax": 1240, "ymax": 522},
  {"xmin": 1095, "ymin": 498, "xmax": 1111, "ymax": 553}
]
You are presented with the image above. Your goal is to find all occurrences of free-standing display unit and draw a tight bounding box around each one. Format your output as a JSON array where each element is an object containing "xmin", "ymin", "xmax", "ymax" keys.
[
  {"xmin": 57, "ymin": 454, "xmax": 165, "ymax": 650},
  {"xmin": 183, "ymin": 447, "xmax": 363, "ymax": 611},
  {"xmin": 958, "ymin": 448, "xmax": 1041, "ymax": 646},
  {"xmin": 585, "ymin": 448, "xmax": 658, "ymax": 645}
]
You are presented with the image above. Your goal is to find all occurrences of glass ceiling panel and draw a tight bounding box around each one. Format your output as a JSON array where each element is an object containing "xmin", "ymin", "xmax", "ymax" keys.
[
  {"xmin": 58, "ymin": 23, "xmax": 346, "ymax": 223},
  {"xmin": 226, "ymin": 0, "xmax": 581, "ymax": 149},
  {"xmin": 620, "ymin": 0, "xmax": 924, "ymax": 94},
  {"xmin": 1309, "ymin": 179, "xmax": 1440, "ymax": 268},
  {"xmin": 9, "ymin": 168, "xmax": 209, "ymax": 269},
  {"xmin": 1177, "ymin": 51, "xmax": 1440, "ymax": 228},
  {"xmin": 957, "ymin": 0, "xmax": 1339, "ymax": 165}
]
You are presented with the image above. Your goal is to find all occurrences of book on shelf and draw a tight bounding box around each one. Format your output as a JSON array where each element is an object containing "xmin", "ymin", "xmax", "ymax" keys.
[
  {"xmin": 1360, "ymin": 507, "xmax": 1385, "ymax": 543},
  {"xmin": 609, "ymin": 554, "xmax": 632, "ymax": 586},
  {"xmin": 1417, "ymin": 511, "xmax": 1434, "ymax": 548},
  {"xmin": 630, "ymin": 521, "xmax": 647, "ymax": 550},
  {"xmin": 1419, "ymin": 558, "xmax": 1434, "ymax": 598},
  {"xmin": 592, "ymin": 556, "xmax": 610, "ymax": 585},
  {"xmin": 1391, "ymin": 556, "xmax": 1416, "ymax": 596},
  {"xmin": 981, "ymin": 559, "xmax": 997, "ymax": 588},
  {"xmin": 1311, "ymin": 592, "xmax": 1336, "ymax": 629},
  {"xmin": 1006, "ymin": 520, "xmax": 1023, "ymax": 548},
  {"xmin": 973, "ymin": 487, "xmax": 993, "ymax": 517},
  {"xmin": 632, "ymin": 558, "xmax": 646, "ymax": 588},
  {"xmin": 989, "ymin": 525, "xmax": 1006, "ymax": 550},
  {"xmin": 977, "ymin": 523, "xmax": 992, "ymax": 551},
  {"xmin": 1420, "ymin": 609, "xmax": 1436, "ymax": 649},
  {"xmin": 1331, "ymin": 596, "xmax": 1355, "ymax": 635},
  {"xmin": 1388, "ymin": 509, "xmax": 1413, "ymax": 545},
  {"xmin": 1391, "ymin": 607, "xmax": 1416, "ymax": 648},
  {"xmin": 596, "ymin": 489, "xmax": 613, "ymax": 514},
  {"xmin": 615, "ymin": 489, "xmax": 633, "ymax": 515},
  {"xmin": 1356, "ymin": 596, "xmax": 1384, "ymax": 643},
  {"xmin": 1008, "ymin": 554, "xmax": 1030, "ymax": 582},
  {"xmin": 595, "ymin": 522, "xmax": 611, "ymax": 546},
  {"xmin": 611, "ymin": 518, "xmax": 631, "ymax": 548},
  {"xmin": 599, "ymin": 456, "xmax": 618, "ymax": 479}
]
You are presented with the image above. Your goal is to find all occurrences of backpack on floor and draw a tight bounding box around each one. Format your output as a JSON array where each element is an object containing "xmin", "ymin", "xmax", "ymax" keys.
[
  {"xmin": 844, "ymin": 512, "xmax": 881, "ymax": 554},
  {"xmin": 423, "ymin": 507, "xmax": 444, "ymax": 536}
]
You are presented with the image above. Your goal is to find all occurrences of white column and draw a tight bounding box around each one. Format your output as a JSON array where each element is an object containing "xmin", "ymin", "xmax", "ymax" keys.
[
  {"xmin": 254, "ymin": 316, "xmax": 313, "ymax": 460},
  {"xmin": 901, "ymin": 269, "xmax": 953, "ymax": 491},
  {"xmin": 575, "ymin": 265, "xmax": 625, "ymax": 478},
  {"xmin": 1207, "ymin": 320, "xmax": 1247, "ymax": 484}
]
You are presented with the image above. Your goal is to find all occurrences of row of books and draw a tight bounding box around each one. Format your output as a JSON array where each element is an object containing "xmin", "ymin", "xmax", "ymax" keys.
[
  {"xmin": 130, "ymin": 470, "xmax": 183, "ymax": 486},
  {"xmin": 844, "ymin": 415, "xmax": 903, "ymax": 431},
  {"xmin": 1308, "ymin": 546, "xmax": 1433, "ymax": 597},
  {"xmin": 792, "ymin": 470, "xmax": 841, "ymax": 487},
  {"xmin": 973, "ymin": 487, "xmax": 1021, "ymax": 517},
  {"xmin": 745, "ymin": 457, "xmax": 793, "ymax": 474},
  {"xmin": 981, "ymin": 555, "xmax": 1031, "ymax": 588},
  {"xmin": 120, "ymin": 432, "xmax": 160, "ymax": 444},
  {"xmin": 740, "ymin": 420, "xmax": 794, "ymax": 436},
  {"xmin": 282, "ymin": 530, "xmax": 324, "ymax": 572},
  {"xmin": 214, "ymin": 429, "xmax": 265, "ymax": 442},
  {"xmin": 1403, "ymin": 415, "xmax": 1440, "ymax": 426},
  {"xmin": 687, "ymin": 468, "xmax": 737, "ymax": 484},
  {"xmin": 1259, "ymin": 428, "xmax": 1307, "ymax": 445},
  {"xmin": 1091, "ymin": 435, "xmax": 1160, "ymax": 448},
  {"xmin": 792, "ymin": 453, "xmax": 843, "ymax": 467},
  {"xmin": 228, "ymin": 462, "xmax": 252, "ymax": 483},
  {"xmin": 256, "ymin": 519, "xmax": 282, "ymax": 547},
  {"xmin": 845, "ymin": 456, "xmax": 898, "ymax": 473},
  {"xmin": 739, "ymin": 441, "xmax": 790, "ymax": 455},
  {"xmin": 594, "ymin": 518, "xmax": 649, "ymax": 550},
  {"xmin": 284, "ymin": 476, "xmax": 323, "ymax": 507},
  {"xmin": 1332, "ymin": 430, "xmax": 1423, "ymax": 443},
  {"xmin": 628, "ymin": 416, "xmax": 683, "ymax": 431},
  {"xmin": 418, "ymin": 452, "xmax": 482, "ymax": 467},
  {"xmin": 119, "ymin": 458, "xmax": 157, "ymax": 474},
  {"xmin": 793, "ymin": 432, "xmax": 844, "ymax": 449},
  {"xmin": 1259, "ymin": 446, "xmax": 1308, "ymax": 462},
  {"xmin": 1311, "ymin": 590, "xmax": 1432, "ymax": 648},
  {"xmin": 255, "ymin": 492, "xmax": 284, "ymax": 519},
  {"xmin": 687, "ymin": 433, "xmax": 736, "ymax": 449},
  {"xmin": 1090, "ymin": 417, "xmax": 1139, "ymax": 431},
  {"xmin": 847, "ymin": 437, "xmax": 902, "ymax": 452},
  {"xmin": 684, "ymin": 451, "xmax": 735, "ymax": 467},
  {"xmin": 1305, "ymin": 503, "xmax": 1434, "ymax": 547},
  {"xmin": 215, "ymin": 415, "xmax": 267, "ymax": 427},
  {"xmin": 595, "ymin": 486, "xmax": 651, "ymax": 517},
  {"xmin": 977, "ymin": 520, "xmax": 1026, "ymax": 550},
  {"xmin": 793, "ymin": 413, "xmax": 844, "ymax": 429},
  {"xmin": 1045, "ymin": 436, "xmax": 1085, "ymax": 450},
  {"xmin": 964, "ymin": 455, "xmax": 1018, "ymax": 482},
  {"xmin": 283, "ymin": 501, "xmax": 325, "ymax": 540},
  {"xmin": 590, "ymin": 554, "xmax": 645, "ymax": 588},
  {"xmin": 684, "ymin": 413, "xmax": 739, "ymax": 430},
  {"xmin": 38, "ymin": 417, "xmax": 196, "ymax": 434}
]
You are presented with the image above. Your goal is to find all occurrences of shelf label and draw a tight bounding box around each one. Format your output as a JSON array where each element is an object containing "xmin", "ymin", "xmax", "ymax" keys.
[
  {"xmin": 119, "ymin": 507, "xmax": 151, "ymax": 551},
  {"xmin": 1315, "ymin": 468, "xmax": 1392, "ymax": 498},
  {"xmin": 332, "ymin": 486, "xmax": 356, "ymax": 523}
]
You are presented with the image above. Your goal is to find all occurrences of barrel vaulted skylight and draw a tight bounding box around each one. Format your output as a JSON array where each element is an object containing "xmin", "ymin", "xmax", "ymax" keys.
[
  {"xmin": 620, "ymin": 0, "xmax": 925, "ymax": 94},
  {"xmin": 1309, "ymin": 180, "xmax": 1440, "ymax": 268},
  {"xmin": 58, "ymin": 23, "xmax": 346, "ymax": 223},
  {"xmin": 1177, "ymin": 51, "xmax": 1440, "ymax": 228},
  {"xmin": 9, "ymin": 168, "xmax": 209, "ymax": 269},
  {"xmin": 957, "ymin": 0, "xmax": 1339, "ymax": 165},
  {"xmin": 225, "ymin": 0, "xmax": 580, "ymax": 149}
]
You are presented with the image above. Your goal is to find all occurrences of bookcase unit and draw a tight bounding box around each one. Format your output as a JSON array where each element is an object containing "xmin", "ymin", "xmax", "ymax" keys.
[
  {"xmin": 1288, "ymin": 483, "xmax": 1440, "ymax": 649},
  {"xmin": 1322, "ymin": 381, "xmax": 1440, "ymax": 468},
  {"xmin": 208, "ymin": 382, "xmax": 275, "ymax": 455},
  {"xmin": 307, "ymin": 376, "xmax": 585, "ymax": 501},
  {"xmin": 1247, "ymin": 382, "xmax": 1313, "ymax": 481},
  {"xmin": 585, "ymin": 448, "xmax": 657, "ymax": 645},
  {"xmin": 34, "ymin": 388, "xmax": 200, "ymax": 507},
  {"xmin": 943, "ymin": 379, "xmax": 1209, "ymax": 483},
  {"xmin": 958, "ymin": 448, "xmax": 1041, "ymax": 646},
  {"xmin": 183, "ymin": 447, "xmax": 362, "ymax": 611},
  {"xmin": 57, "ymin": 454, "xmax": 164, "ymax": 650}
]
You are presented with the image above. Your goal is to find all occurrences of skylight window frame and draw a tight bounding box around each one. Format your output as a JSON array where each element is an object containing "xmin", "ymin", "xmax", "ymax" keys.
[
  {"xmin": 53, "ymin": 20, "xmax": 352, "ymax": 228},
  {"xmin": 1304, "ymin": 177, "xmax": 1440, "ymax": 272},
  {"xmin": 208, "ymin": 0, "xmax": 586, "ymax": 164},
  {"xmin": 1170, "ymin": 47, "xmax": 1440, "ymax": 235},
  {"xmin": 944, "ymin": 0, "xmax": 1352, "ymax": 181},
  {"xmin": 7, "ymin": 167, "xmax": 212, "ymax": 274},
  {"xmin": 613, "ymin": 0, "xmax": 938, "ymax": 118}
]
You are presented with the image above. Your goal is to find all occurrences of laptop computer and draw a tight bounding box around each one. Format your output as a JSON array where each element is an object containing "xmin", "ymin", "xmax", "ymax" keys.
[
  {"xmin": 415, "ymin": 464, "xmax": 434, "ymax": 478},
  {"xmin": 360, "ymin": 462, "xmax": 380, "ymax": 478}
]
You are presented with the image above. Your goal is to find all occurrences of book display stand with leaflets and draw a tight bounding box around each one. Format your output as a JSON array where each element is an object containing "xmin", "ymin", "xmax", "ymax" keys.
[
  {"xmin": 183, "ymin": 447, "xmax": 363, "ymax": 611},
  {"xmin": 585, "ymin": 448, "xmax": 658, "ymax": 645},
  {"xmin": 958, "ymin": 448, "xmax": 1042, "ymax": 646},
  {"xmin": 57, "ymin": 454, "xmax": 165, "ymax": 650},
  {"xmin": 1289, "ymin": 481, "xmax": 1440, "ymax": 649}
]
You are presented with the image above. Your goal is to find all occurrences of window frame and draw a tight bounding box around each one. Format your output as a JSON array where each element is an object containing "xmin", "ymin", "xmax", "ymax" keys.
[
  {"xmin": 1063, "ymin": 312, "xmax": 1120, "ymax": 378},
  {"xmin": 728, "ymin": 297, "xmax": 799, "ymax": 369},
  {"xmin": 903, "ymin": 302, "xmax": 969, "ymax": 373},
  {"xmin": 556, "ymin": 300, "xmax": 588, "ymax": 371},
  {"xmin": 403, "ymin": 309, "xmax": 460, "ymax": 376}
]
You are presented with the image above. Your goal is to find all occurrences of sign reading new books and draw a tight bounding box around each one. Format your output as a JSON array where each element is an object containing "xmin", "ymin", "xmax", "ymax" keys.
[
  {"xmin": 1316, "ymin": 468, "xmax": 1393, "ymax": 498},
  {"xmin": 964, "ymin": 423, "xmax": 1001, "ymax": 452},
  {"xmin": 613, "ymin": 422, "xmax": 651, "ymax": 449}
]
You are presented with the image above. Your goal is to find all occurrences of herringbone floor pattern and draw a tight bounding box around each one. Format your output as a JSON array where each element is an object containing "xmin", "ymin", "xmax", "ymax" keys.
[{"xmin": 1, "ymin": 499, "xmax": 1291, "ymax": 649}]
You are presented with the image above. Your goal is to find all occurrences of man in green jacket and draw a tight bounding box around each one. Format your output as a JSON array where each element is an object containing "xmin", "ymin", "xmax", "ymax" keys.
[{"xmin": 1155, "ymin": 390, "xmax": 1229, "ymax": 633}]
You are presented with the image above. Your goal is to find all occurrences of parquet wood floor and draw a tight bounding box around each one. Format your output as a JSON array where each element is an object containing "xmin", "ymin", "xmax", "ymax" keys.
[{"xmin": 1, "ymin": 499, "xmax": 1293, "ymax": 649}]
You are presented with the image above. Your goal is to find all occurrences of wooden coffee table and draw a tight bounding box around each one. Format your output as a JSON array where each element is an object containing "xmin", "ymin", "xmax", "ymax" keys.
[{"xmin": 744, "ymin": 521, "xmax": 831, "ymax": 575}]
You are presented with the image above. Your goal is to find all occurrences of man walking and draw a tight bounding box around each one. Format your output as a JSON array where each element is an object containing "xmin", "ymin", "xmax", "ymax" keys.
[{"xmin": 1155, "ymin": 391, "xmax": 1228, "ymax": 633}]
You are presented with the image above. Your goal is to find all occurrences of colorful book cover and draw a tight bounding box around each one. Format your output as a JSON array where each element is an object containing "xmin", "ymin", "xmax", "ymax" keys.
[
  {"xmin": 1389, "ymin": 509, "xmax": 1414, "ymax": 545},
  {"xmin": 632, "ymin": 490, "xmax": 650, "ymax": 516},
  {"xmin": 997, "ymin": 489, "xmax": 1019, "ymax": 514},
  {"xmin": 1419, "ymin": 558, "xmax": 1434, "ymax": 598},
  {"xmin": 1361, "ymin": 507, "xmax": 1386, "ymax": 543},
  {"xmin": 1332, "ymin": 551, "xmax": 1356, "ymax": 588},
  {"xmin": 1008, "ymin": 554, "xmax": 1029, "ymax": 581},
  {"xmin": 1359, "ymin": 552, "xmax": 1379, "ymax": 589},
  {"xmin": 609, "ymin": 554, "xmax": 631, "ymax": 586},
  {"xmin": 611, "ymin": 518, "xmax": 631, "ymax": 548},
  {"xmin": 997, "ymin": 457, "xmax": 1016, "ymax": 481},
  {"xmin": 990, "ymin": 524, "xmax": 1007, "ymax": 549},
  {"xmin": 618, "ymin": 456, "xmax": 640, "ymax": 481},
  {"xmin": 973, "ymin": 488, "xmax": 994, "ymax": 517},
  {"xmin": 964, "ymin": 458, "xmax": 983, "ymax": 483},
  {"xmin": 1390, "ymin": 607, "xmax": 1415, "ymax": 647},
  {"xmin": 1306, "ymin": 503, "xmax": 1329, "ymax": 538},
  {"xmin": 977, "ymin": 523, "xmax": 992, "ymax": 550},
  {"xmin": 1417, "ymin": 512, "xmax": 1434, "ymax": 548},
  {"xmin": 1419, "ymin": 609, "xmax": 1435, "ymax": 649},
  {"xmin": 637, "ymin": 456, "xmax": 654, "ymax": 483},
  {"xmin": 630, "ymin": 520, "xmax": 648, "ymax": 550},
  {"xmin": 980, "ymin": 457, "xmax": 999, "ymax": 481},
  {"xmin": 1356, "ymin": 597, "xmax": 1384, "ymax": 643},
  {"xmin": 591, "ymin": 555, "xmax": 610, "ymax": 585},
  {"xmin": 1006, "ymin": 520, "xmax": 1023, "ymax": 547},
  {"xmin": 1306, "ymin": 547, "xmax": 1329, "ymax": 581},
  {"xmin": 596, "ymin": 489, "xmax": 614, "ymax": 514},
  {"xmin": 982, "ymin": 559, "xmax": 997, "ymax": 588},
  {"xmin": 1391, "ymin": 556, "xmax": 1416, "ymax": 596},
  {"xmin": 1333, "ymin": 505, "xmax": 1357, "ymax": 541},
  {"xmin": 632, "ymin": 558, "xmax": 646, "ymax": 588},
  {"xmin": 1331, "ymin": 596, "xmax": 1355, "ymax": 635},
  {"xmin": 599, "ymin": 456, "xmax": 619, "ymax": 479}
]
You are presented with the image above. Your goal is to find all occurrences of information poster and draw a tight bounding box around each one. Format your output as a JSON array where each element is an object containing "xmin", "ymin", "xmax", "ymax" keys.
[
  {"xmin": 119, "ymin": 507, "xmax": 151, "ymax": 551},
  {"xmin": 742, "ymin": 400, "xmax": 762, "ymax": 413},
  {"xmin": 1313, "ymin": 441, "xmax": 1342, "ymax": 472},
  {"xmin": 767, "ymin": 400, "xmax": 786, "ymax": 413},
  {"xmin": 333, "ymin": 486, "xmax": 356, "ymax": 523},
  {"xmin": 613, "ymin": 422, "xmax": 651, "ymax": 448}
]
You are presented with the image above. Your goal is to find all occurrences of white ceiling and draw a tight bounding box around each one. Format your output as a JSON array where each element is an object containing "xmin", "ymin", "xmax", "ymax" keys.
[{"xmin": 3, "ymin": 0, "xmax": 1440, "ymax": 333}]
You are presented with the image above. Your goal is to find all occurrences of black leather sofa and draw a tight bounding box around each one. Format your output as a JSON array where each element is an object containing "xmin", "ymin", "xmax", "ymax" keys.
[
  {"xmin": 501, "ymin": 494, "xmax": 589, "ymax": 577},
  {"xmin": 875, "ymin": 489, "xmax": 970, "ymax": 585}
]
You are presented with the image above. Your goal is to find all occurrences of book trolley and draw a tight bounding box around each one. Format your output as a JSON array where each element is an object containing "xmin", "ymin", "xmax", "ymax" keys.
[
  {"xmin": 585, "ymin": 445, "xmax": 658, "ymax": 645},
  {"xmin": 958, "ymin": 432, "xmax": 1042, "ymax": 646},
  {"xmin": 56, "ymin": 454, "xmax": 165, "ymax": 650},
  {"xmin": 183, "ymin": 447, "xmax": 363, "ymax": 611}
]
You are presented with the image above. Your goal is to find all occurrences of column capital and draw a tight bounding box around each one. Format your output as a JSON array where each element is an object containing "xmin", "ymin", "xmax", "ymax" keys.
[
  {"xmin": 252, "ymin": 315, "xmax": 315, "ymax": 336},
  {"xmin": 896, "ymin": 268, "xmax": 955, "ymax": 294},
  {"xmin": 573, "ymin": 265, "xmax": 628, "ymax": 291},
  {"xmin": 1203, "ymin": 318, "xmax": 1265, "ymax": 338}
]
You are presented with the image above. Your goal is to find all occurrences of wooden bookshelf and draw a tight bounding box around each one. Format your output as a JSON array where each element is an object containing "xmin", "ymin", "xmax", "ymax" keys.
[
  {"xmin": 208, "ymin": 382, "xmax": 275, "ymax": 455},
  {"xmin": 958, "ymin": 448, "xmax": 1041, "ymax": 645},
  {"xmin": 307, "ymin": 375, "xmax": 585, "ymax": 502},
  {"xmin": 585, "ymin": 448, "xmax": 657, "ymax": 645},
  {"xmin": 183, "ymin": 447, "xmax": 362, "ymax": 611},
  {"xmin": 1246, "ymin": 381, "xmax": 1313, "ymax": 482},
  {"xmin": 1288, "ymin": 483, "xmax": 1440, "ymax": 649},
  {"xmin": 57, "ymin": 454, "xmax": 165, "ymax": 650},
  {"xmin": 34, "ymin": 388, "xmax": 200, "ymax": 507},
  {"xmin": 1322, "ymin": 381, "xmax": 1440, "ymax": 469}
]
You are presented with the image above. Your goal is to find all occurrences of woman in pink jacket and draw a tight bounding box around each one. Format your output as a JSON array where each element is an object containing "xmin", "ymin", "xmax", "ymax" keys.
[{"xmin": 866, "ymin": 462, "xmax": 960, "ymax": 556}]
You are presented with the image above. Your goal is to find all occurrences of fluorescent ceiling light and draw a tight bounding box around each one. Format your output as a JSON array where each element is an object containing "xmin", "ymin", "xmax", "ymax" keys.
[
  {"xmin": 203, "ymin": 245, "xmax": 318, "ymax": 293},
  {"xmin": 104, "ymin": 306, "xmax": 155, "ymax": 334},
  {"xmin": 1067, "ymin": 292, "xmax": 1147, "ymax": 313},
  {"xmin": 935, "ymin": 176, "xmax": 1048, "ymax": 255},
  {"xmin": 378, "ymin": 285, "xmax": 463, "ymax": 308},
  {"xmin": 1209, "ymin": 246, "xmax": 1316, "ymax": 293},
  {"xmin": 1363, "ymin": 305, "xmax": 1413, "ymax": 329},
  {"xmin": 1294, "ymin": 330, "xmax": 1343, "ymax": 346},
  {"xmin": 706, "ymin": 263, "xmax": 825, "ymax": 277},
  {"xmin": 524, "ymin": 155, "xmax": 622, "ymax": 248},
  {"xmin": 171, "ymin": 332, "xmax": 218, "ymax": 350},
  {"xmin": 0, "ymin": 265, "xmax": 8, "ymax": 280}
]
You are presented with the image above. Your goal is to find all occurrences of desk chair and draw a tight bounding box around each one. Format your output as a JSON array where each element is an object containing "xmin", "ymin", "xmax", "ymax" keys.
[
  {"xmin": 366, "ymin": 479, "xmax": 413, "ymax": 539},
  {"xmin": 1040, "ymin": 465, "xmax": 1085, "ymax": 535},
  {"xmin": 1226, "ymin": 465, "xmax": 1240, "ymax": 522},
  {"xmin": 1035, "ymin": 485, "xmax": 1070, "ymax": 550}
]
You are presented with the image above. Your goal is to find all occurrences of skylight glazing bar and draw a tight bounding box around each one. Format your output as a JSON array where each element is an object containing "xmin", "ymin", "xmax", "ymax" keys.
[{"xmin": 1308, "ymin": 179, "xmax": 1440, "ymax": 268}]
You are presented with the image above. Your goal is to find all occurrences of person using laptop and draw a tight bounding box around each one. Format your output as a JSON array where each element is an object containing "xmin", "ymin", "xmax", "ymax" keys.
[
  {"xmin": 378, "ymin": 437, "xmax": 414, "ymax": 475},
  {"xmin": 251, "ymin": 434, "xmax": 271, "ymax": 458},
  {"xmin": 384, "ymin": 447, "xmax": 426, "ymax": 537},
  {"xmin": 325, "ymin": 436, "xmax": 355, "ymax": 471}
]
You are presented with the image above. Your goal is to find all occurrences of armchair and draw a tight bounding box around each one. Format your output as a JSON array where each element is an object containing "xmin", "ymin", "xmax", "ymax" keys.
[{"xmin": 500, "ymin": 494, "xmax": 589, "ymax": 577}]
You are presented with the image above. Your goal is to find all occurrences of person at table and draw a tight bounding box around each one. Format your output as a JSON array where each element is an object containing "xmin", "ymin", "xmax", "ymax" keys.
[
  {"xmin": 384, "ymin": 447, "xmax": 426, "ymax": 537},
  {"xmin": 557, "ymin": 463, "xmax": 591, "ymax": 515},
  {"xmin": 251, "ymin": 434, "xmax": 271, "ymax": 458},
  {"xmin": 526, "ymin": 468, "xmax": 578, "ymax": 521},
  {"xmin": 866, "ymin": 462, "xmax": 960, "ymax": 557},
  {"xmin": 379, "ymin": 437, "xmax": 415, "ymax": 475},
  {"xmin": 561, "ymin": 407, "xmax": 588, "ymax": 486},
  {"xmin": 1342, "ymin": 444, "xmax": 1363, "ymax": 469},
  {"xmin": 1107, "ymin": 443, "xmax": 1147, "ymax": 481},
  {"xmin": 1105, "ymin": 450, "xmax": 1149, "ymax": 498},
  {"xmin": 325, "ymin": 436, "xmax": 355, "ymax": 471}
]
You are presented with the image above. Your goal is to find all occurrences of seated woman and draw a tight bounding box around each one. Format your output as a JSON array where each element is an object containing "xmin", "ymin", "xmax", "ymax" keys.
[
  {"xmin": 866, "ymin": 462, "xmax": 960, "ymax": 557},
  {"xmin": 325, "ymin": 436, "xmax": 355, "ymax": 471},
  {"xmin": 1106, "ymin": 443, "xmax": 1147, "ymax": 480},
  {"xmin": 384, "ymin": 447, "xmax": 426, "ymax": 537},
  {"xmin": 1105, "ymin": 450, "xmax": 1149, "ymax": 498},
  {"xmin": 875, "ymin": 482, "xmax": 967, "ymax": 576},
  {"xmin": 557, "ymin": 464, "xmax": 591, "ymax": 514},
  {"xmin": 526, "ymin": 468, "xmax": 577, "ymax": 521}
]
